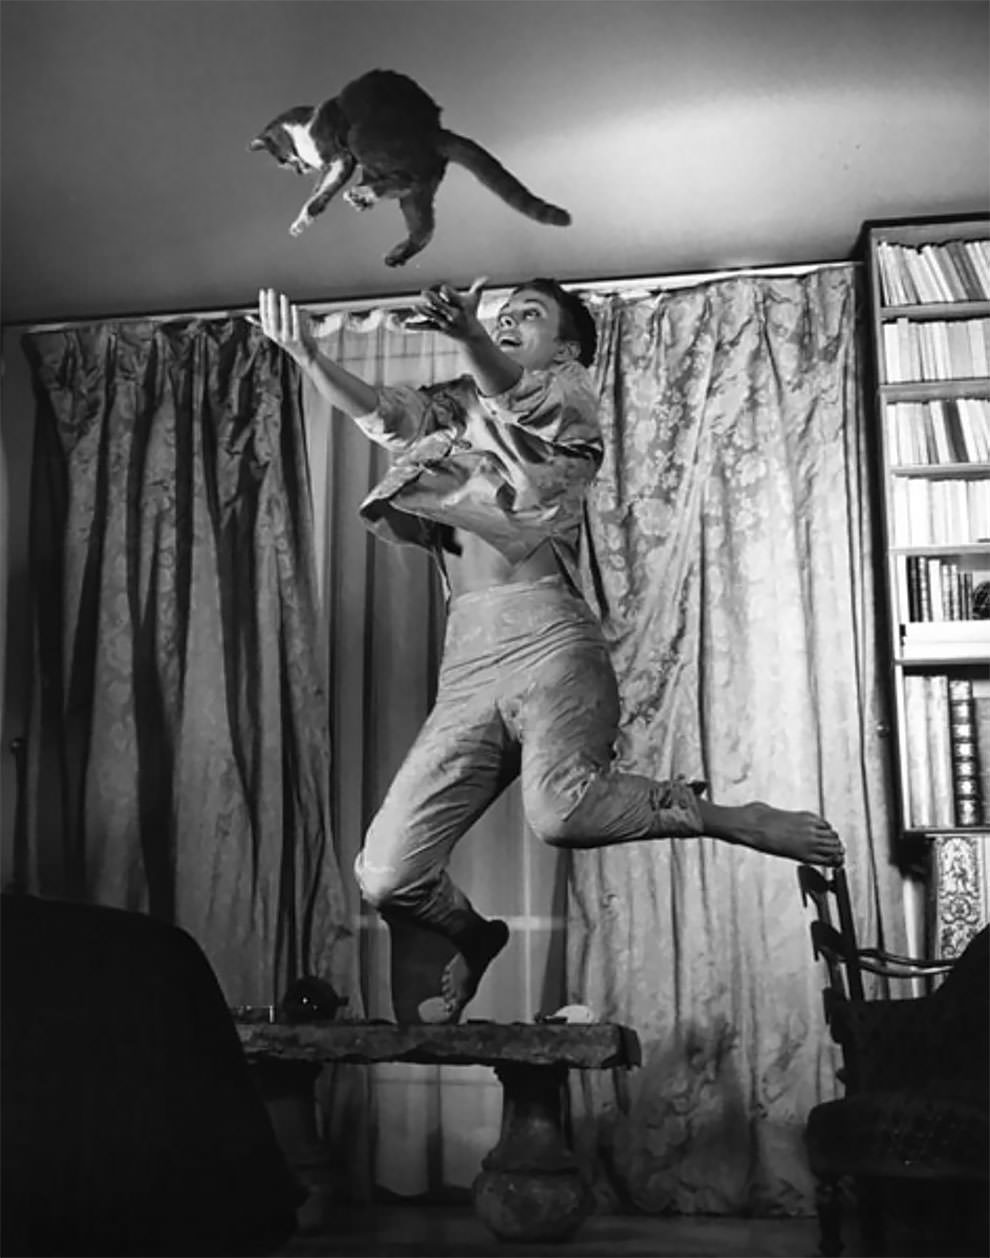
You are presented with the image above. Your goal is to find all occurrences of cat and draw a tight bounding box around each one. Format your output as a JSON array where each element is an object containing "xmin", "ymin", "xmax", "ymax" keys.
[{"xmin": 249, "ymin": 69, "xmax": 571, "ymax": 267}]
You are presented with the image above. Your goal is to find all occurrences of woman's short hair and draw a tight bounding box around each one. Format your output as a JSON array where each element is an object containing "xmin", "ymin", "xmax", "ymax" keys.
[{"xmin": 515, "ymin": 277, "xmax": 597, "ymax": 367}]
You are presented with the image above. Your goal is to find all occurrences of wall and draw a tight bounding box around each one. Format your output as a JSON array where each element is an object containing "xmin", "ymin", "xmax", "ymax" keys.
[{"xmin": 1, "ymin": 333, "xmax": 36, "ymax": 875}]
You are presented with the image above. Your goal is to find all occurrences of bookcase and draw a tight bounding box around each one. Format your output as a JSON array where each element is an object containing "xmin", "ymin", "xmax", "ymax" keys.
[{"xmin": 864, "ymin": 215, "xmax": 990, "ymax": 961}]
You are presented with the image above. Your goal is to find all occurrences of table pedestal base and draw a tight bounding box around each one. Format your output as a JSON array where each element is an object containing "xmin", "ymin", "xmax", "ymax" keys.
[{"xmin": 472, "ymin": 1062, "xmax": 592, "ymax": 1242}]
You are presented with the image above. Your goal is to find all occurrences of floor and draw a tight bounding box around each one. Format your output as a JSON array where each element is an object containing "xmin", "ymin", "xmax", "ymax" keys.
[
  {"xmin": 277, "ymin": 1203, "xmax": 837, "ymax": 1258},
  {"xmin": 277, "ymin": 1191, "xmax": 990, "ymax": 1258}
]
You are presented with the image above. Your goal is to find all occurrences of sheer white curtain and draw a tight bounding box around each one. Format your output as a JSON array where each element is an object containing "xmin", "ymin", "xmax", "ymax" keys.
[{"xmin": 302, "ymin": 309, "xmax": 568, "ymax": 1195}]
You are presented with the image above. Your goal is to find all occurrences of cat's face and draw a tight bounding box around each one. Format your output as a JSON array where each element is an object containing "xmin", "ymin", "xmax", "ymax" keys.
[
  {"xmin": 249, "ymin": 104, "xmax": 327, "ymax": 173},
  {"xmin": 249, "ymin": 126, "xmax": 311, "ymax": 175}
]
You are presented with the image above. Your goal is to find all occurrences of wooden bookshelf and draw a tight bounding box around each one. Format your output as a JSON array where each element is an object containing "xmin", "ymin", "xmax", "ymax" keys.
[{"xmin": 864, "ymin": 215, "xmax": 990, "ymax": 960}]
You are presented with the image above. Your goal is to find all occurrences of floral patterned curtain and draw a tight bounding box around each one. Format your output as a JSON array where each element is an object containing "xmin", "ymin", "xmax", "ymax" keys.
[
  {"xmin": 567, "ymin": 267, "xmax": 904, "ymax": 1213},
  {"xmin": 18, "ymin": 319, "xmax": 355, "ymax": 1009}
]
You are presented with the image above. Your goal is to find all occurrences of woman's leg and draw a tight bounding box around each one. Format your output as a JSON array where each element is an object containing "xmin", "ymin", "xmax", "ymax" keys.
[
  {"xmin": 513, "ymin": 630, "xmax": 706, "ymax": 844},
  {"xmin": 513, "ymin": 606, "xmax": 842, "ymax": 864},
  {"xmin": 353, "ymin": 693, "xmax": 514, "ymax": 1022},
  {"xmin": 355, "ymin": 692, "xmax": 513, "ymax": 906}
]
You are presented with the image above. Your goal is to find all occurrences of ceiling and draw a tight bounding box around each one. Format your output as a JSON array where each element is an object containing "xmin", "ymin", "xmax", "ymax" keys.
[{"xmin": 1, "ymin": 0, "xmax": 988, "ymax": 326}]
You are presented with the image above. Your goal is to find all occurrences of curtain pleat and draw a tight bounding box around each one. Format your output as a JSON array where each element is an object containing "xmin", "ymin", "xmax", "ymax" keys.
[{"xmin": 19, "ymin": 319, "xmax": 355, "ymax": 1010}]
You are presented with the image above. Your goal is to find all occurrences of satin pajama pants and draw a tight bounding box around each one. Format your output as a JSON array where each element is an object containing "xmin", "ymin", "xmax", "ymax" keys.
[{"xmin": 354, "ymin": 575, "xmax": 703, "ymax": 907}]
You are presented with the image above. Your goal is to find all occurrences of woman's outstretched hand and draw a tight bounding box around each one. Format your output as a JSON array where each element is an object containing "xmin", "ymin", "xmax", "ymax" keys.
[
  {"xmin": 254, "ymin": 288, "xmax": 318, "ymax": 365},
  {"xmin": 404, "ymin": 277, "xmax": 488, "ymax": 342}
]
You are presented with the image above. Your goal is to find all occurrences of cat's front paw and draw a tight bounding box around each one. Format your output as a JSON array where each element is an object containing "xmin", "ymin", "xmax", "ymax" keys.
[{"xmin": 289, "ymin": 215, "xmax": 312, "ymax": 237}]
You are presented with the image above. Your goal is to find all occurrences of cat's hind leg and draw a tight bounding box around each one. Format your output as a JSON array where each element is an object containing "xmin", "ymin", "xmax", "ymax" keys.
[
  {"xmin": 290, "ymin": 155, "xmax": 355, "ymax": 236},
  {"xmin": 384, "ymin": 187, "xmax": 436, "ymax": 267}
]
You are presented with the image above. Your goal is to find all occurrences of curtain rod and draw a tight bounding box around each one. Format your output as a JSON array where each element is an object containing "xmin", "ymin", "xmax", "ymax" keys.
[{"xmin": 6, "ymin": 258, "xmax": 860, "ymax": 335}]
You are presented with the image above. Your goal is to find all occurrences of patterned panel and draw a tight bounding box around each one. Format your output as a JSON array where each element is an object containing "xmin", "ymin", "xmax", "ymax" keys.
[{"xmin": 930, "ymin": 833, "xmax": 990, "ymax": 959}]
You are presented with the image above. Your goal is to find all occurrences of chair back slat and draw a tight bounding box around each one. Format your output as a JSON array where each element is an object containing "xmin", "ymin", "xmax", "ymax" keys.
[
  {"xmin": 810, "ymin": 921, "xmax": 849, "ymax": 1007},
  {"xmin": 832, "ymin": 866, "xmax": 864, "ymax": 1000},
  {"xmin": 798, "ymin": 862, "xmax": 865, "ymax": 1017}
]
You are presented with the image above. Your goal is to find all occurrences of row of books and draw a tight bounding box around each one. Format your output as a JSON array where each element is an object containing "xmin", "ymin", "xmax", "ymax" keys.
[
  {"xmin": 903, "ymin": 673, "xmax": 990, "ymax": 828},
  {"xmin": 898, "ymin": 555, "xmax": 989, "ymax": 625},
  {"xmin": 889, "ymin": 477, "xmax": 990, "ymax": 547},
  {"xmin": 876, "ymin": 238, "xmax": 990, "ymax": 307},
  {"xmin": 885, "ymin": 398, "xmax": 990, "ymax": 465},
  {"xmin": 881, "ymin": 317, "xmax": 990, "ymax": 383}
]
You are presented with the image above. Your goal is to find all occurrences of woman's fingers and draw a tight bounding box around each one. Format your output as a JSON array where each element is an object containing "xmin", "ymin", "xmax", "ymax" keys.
[
  {"xmin": 255, "ymin": 288, "xmax": 304, "ymax": 344},
  {"xmin": 258, "ymin": 287, "xmax": 279, "ymax": 337},
  {"xmin": 466, "ymin": 276, "xmax": 488, "ymax": 307}
]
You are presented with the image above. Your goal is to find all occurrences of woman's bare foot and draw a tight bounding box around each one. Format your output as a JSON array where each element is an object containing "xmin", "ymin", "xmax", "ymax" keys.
[
  {"xmin": 417, "ymin": 919, "xmax": 510, "ymax": 1025},
  {"xmin": 699, "ymin": 799, "xmax": 844, "ymax": 865}
]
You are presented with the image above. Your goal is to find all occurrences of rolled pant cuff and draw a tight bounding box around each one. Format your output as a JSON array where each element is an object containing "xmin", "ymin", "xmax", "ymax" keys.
[{"xmin": 649, "ymin": 776, "xmax": 708, "ymax": 837}]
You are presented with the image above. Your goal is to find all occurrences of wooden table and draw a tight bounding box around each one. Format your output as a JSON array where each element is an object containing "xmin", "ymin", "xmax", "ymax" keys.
[{"xmin": 236, "ymin": 1019, "xmax": 641, "ymax": 1243}]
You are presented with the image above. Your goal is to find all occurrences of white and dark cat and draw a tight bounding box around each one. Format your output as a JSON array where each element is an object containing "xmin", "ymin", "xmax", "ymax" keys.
[{"xmin": 249, "ymin": 69, "xmax": 571, "ymax": 267}]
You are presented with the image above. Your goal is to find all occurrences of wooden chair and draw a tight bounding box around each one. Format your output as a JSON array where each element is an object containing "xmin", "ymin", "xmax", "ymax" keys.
[{"xmin": 797, "ymin": 863, "xmax": 989, "ymax": 1257}]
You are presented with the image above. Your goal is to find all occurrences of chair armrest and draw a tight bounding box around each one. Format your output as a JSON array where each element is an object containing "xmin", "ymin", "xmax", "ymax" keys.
[
  {"xmin": 858, "ymin": 949, "xmax": 953, "ymax": 980},
  {"xmin": 810, "ymin": 922, "xmax": 952, "ymax": 985}
]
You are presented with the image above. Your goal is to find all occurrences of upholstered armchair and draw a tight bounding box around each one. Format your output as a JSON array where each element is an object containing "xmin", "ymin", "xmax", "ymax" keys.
[{"xmin": 797, "ymin": 864, "xmax": 989, "ymax": 1257}]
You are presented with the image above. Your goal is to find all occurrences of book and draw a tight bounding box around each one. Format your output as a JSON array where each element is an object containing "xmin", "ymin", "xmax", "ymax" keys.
[
  {"xmin": 960, "ymin": 570, "xmax": 974, "ymax": 618},
  {"xmin": 903, "ymin": 674, "xmax": 933, "ymax": 826},
  {"xmin": 927, "ymin": 556, "xmax": 945, "ymax": 620},
  {"xmin": 937, "ymin": 242, "xmax": 972, "ymax": 301},
  {"xmin": 948, "ymin": 239, "xmax": 988, "ymax": 300},
  {"xmin": 942, "ymin": 560, "xmax": 961, "ymax": 620},
  {"xmin": 912, "ymin": 555, "xmax": 932, "ymax": 621},
  {"xmin": 877, "ymin": 242, "xmax": 908, "ymax": 306},
  {"xmin": 948, "ymin": 677, "xmax": 983, "ymax": 825},
  {"xmin": 882, "ymin": 322, "xmax": 901, "ymax": 382},
  {"xmin": 926, "ymin": 674, "xmax": 956, "ymax": 827},
  {"xmin": 964, "ymin": 240, "xmax": 990, "ymax": 292},
  {"xmin": 973, "ymin": 677, "xmax": 990, "ymax": 825},
  {"xmin": 903, "ymin": 555, "xmax": 917, "ymax": 621},
  {"xmin": 902, "ymin": 248, "xmax": 941, "ymax": 304}
]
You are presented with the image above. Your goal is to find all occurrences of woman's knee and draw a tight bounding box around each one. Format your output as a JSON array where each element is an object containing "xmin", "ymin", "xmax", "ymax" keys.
[
  {"xmin": 353, "ymin": 849, "xmax": 405, "ymax": 908},
  {"xmin": 524, "ymin": 786, "xmax": 601, "ymax": 848}
]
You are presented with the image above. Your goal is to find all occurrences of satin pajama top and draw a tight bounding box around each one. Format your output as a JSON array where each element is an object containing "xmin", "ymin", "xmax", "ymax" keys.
[{"xmin": 352, "ymin": 360, "xmax": 604, "ymax": 594}]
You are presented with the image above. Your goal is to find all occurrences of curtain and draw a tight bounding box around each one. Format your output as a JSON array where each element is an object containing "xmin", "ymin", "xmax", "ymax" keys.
[
  {"xmin": 567, "ymin": 267, "xmax": 903, "ymax": 1214},
  {"xmin": 16, "ymin": 261, "xmax": 898, "ymax": 1211},
  {"xmin": 18, "ymin": 318, "xmax": 355, "ymax": 1009},
  {"xmin": 302, "ymin": 312, "xmax": 568, "ymax": 1195}
]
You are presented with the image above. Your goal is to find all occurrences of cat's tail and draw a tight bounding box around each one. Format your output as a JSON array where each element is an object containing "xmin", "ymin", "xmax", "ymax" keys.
[{"xmin": 437, "ymin": 131, "xmax": 571, "ymax": 226}]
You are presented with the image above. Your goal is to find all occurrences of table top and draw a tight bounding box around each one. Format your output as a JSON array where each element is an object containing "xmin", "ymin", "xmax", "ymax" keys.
[{"xmin": 235, "ymin": 1019, "xmax": 642, "ymax": 1069}]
